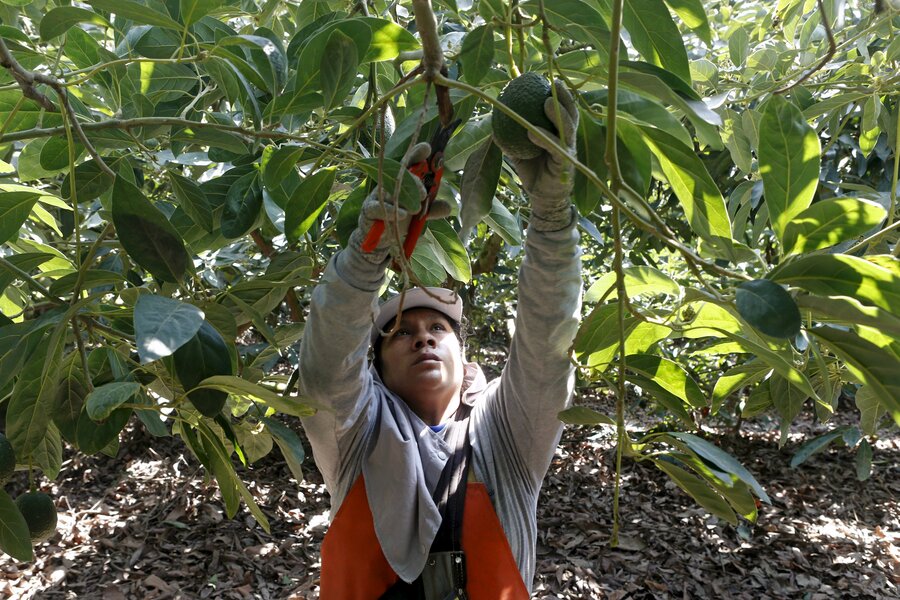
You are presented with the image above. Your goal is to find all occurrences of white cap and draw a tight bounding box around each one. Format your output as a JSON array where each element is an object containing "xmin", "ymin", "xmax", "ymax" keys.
[{"xmin": 372, "ymin": 287, "xmax": 463, "ymax": 343}]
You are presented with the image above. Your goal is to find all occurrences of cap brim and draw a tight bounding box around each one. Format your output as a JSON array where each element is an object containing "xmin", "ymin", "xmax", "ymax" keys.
[{"xmin": 372, "ymin": 287, "xmax": 463, "ymax": 343}]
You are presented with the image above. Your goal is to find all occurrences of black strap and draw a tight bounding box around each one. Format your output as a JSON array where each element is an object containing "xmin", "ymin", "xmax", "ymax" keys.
[
  {"xmin": 377, "ymin": 405, "xmax": 472, "ymax": 600},
  {"xmin": 430, "ymin": 404, "xmax": 472, "ymax": 553}
]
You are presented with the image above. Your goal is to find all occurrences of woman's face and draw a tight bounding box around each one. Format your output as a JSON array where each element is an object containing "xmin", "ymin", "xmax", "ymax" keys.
[{"xmin": 378, "ymin": 308, "xmax": 464, "ymax": 418}]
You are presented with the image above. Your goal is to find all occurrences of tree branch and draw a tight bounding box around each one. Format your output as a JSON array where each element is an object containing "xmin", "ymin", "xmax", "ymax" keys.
[
  {"xmin": 773, "ymin": 0, "xmax": 836, "ymax": 95},
  {"xmin": 0, "ymin": 38, "xmax": 115, "ymax": 177},
  {"xmin": 410, "ymin": 0, "xmax": 453, "ymax": 125}
]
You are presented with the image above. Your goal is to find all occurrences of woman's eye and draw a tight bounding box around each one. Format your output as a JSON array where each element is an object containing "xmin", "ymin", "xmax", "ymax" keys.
[{"xmin": 432, "ymin": 323, "xmax": 446, "ymax": 331}]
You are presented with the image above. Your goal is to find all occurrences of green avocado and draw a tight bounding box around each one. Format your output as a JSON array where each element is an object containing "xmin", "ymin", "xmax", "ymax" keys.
[{"xmin": 492, "ymin": 72, "xmax": 557, "ymax": 160}]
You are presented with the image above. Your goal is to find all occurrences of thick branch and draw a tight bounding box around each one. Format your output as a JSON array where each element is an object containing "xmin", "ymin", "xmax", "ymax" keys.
[
  {"xmin": 411, "ymin": 0, "xmax": 443, "ymax": 80},
  {"xmin": 410, "ymin": 0, "xmax": 453, "ymax": 124}
]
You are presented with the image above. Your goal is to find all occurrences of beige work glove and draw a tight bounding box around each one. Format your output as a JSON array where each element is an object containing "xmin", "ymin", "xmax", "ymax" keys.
[
  {"xmin": 497, "ymin": 81, "xmax": 579, "ymax": 232},
  {"xmin": 349, "ymin": 142, "xmax": 452, "ymax": 265}
]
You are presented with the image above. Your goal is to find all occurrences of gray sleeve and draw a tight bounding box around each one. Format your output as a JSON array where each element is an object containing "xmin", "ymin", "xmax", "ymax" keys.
[
  {"xmin": 486, "ymin": 213, "xmax": 582, "ymax": 485},
  {"xmin": 297, "ymin": 248, "xmax": 387, "ymax": 493}
]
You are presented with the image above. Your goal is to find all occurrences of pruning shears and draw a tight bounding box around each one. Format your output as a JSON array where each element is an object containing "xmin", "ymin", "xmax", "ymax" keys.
[{"xmin": 360, "ymin": 113, "xmax": 461, "ymax": 259}]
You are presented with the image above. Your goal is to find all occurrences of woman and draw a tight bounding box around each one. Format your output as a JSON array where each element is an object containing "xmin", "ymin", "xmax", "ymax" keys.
[{"xmin": 299, "ymin": 83, "xmax": 582, "ymax": 599}]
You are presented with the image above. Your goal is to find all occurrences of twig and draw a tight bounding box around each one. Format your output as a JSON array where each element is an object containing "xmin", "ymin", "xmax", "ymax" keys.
[
  {"xmin": 250, "ymin": 230, "xmax": 302, "ymax": 321},
  {"xmin": 0, "ymin": 37, "xmax": 115, "ymax": 178},
  {"xmin": 607, "ymin": 0, "xmax": 627, "ymax": 550},
  {"xmin": 434, "ymin": 73, "xmax": 751, "ymax": 283},
  {"xmin": 0, "ymin": 256, "xmax": 64, "ymax": 304},
  {"xmin": 0, "ymin": 39, "xmax": 55, "ymax": 110},
  {"xmin": 774, "ymin": 0, "xmax": 837, "ymax": 95}
]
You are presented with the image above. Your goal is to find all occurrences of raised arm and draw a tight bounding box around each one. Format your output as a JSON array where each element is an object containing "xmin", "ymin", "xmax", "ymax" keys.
[
  {"xmin": 298, "ymin": 144, "xmax": 450, "ymax": 488},
  {"xmin": 489, "ymin": 81, "xmax": 583, "ymax": 482}
]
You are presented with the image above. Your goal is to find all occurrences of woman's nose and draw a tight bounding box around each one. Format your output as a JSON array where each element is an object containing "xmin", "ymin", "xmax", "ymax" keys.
[{"xmin": 414, "ymin": 331, "xmax": 437, "ymax": 348}]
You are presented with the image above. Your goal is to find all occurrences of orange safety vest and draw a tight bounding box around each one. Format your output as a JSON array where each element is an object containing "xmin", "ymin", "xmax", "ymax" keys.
[{"xmin": 320, "ymin": 476, "xmax": 530, "ymax": 599}]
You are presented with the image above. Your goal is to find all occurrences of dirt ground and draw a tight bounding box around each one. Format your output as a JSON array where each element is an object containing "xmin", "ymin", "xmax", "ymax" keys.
[{"xmin": 1, "ymin": 392, "xmax": 898, "ymax": 599}]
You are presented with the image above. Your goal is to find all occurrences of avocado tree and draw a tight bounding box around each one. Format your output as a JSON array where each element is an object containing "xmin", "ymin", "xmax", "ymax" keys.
[{"xmin": 0, "ymin": 0, "xmax": 897, "ymax": 560}]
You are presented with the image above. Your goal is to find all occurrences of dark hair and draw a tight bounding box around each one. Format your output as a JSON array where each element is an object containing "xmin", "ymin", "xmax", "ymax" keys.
[{"xmin": 372, "ymin": 312, "xmax": 468, "ymax": 376}]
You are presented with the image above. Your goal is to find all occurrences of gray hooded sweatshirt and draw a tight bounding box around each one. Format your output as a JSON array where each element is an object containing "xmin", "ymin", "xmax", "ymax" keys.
[{"xmin": 299, "ymin": 218, "xmax": 582, "ymax": 592}]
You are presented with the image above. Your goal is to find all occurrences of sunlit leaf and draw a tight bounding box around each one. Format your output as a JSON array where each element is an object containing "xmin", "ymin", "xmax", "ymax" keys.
[
  {"xmin": 134, "ymin": 295, "xmax": 205, "ymax": 364},
  {"xmin": 783, "ymin": 198, "xmax": 886, "ymax": 255},
  {"xmin": 758, "ymin": 96, "xmax": 820, "ymax": 243},
  {"xmin": 285, "ymin": 168, "xmax": 336, "ymax": 241}
]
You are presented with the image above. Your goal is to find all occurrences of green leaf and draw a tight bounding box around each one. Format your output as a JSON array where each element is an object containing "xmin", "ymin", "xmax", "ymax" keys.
[
  {"xmin": 0, "ymin": 489, "xmax": 33, "ymax": 562},
  {"xmin": 856, "ymin": 438, "xmax": 873, "ymax": 481},
  {"xmin": 263, "ymin": 145, "xmax": 305, "ymax": 190},
  {"xmin": 39, "ymin": 137, "xmax": 83, "ymax": 172},
  {"xmin": 32, "ymin": 422, "xmax": 63, "ymax": 480},
  {"xmin": 664, "ymin": 0, "xmax": 711, "ymax": 44},
  {"xmin": 623, "ymin": 0, "xmax": 691, "ymax": 83},
  {"xmin": 7, "ymin": 323, "xmax": 66, "ymax": 460},
  {"xmin": 626, "ymin": 354, "xmax": 705, "ymax": 408},
  {"xmin": 810, "ymin": 326, "xmax": 900, "ymax": 426},
  {"xmin": 134, "ymin": 295, "xmax": 205, "ymax": 364},
  {"xmin": 193, "ymin": 375, "xmax": 317, "ymax": 418},
  {"xmin": 790, "ymin": 427, "xmax": 848, "ymax": 468},
  {"xmin": 585, "ymin": 266, "xmax": 681, "ymax": 303},
  {"xmin": 735, "ymin": 279, "xmax": 801, "ymax": 339},
  {"xmin": 712, "ymin": 328, "xmax": 818, "ymax": 400},
  {"xmin": 573, "ymin": 111, "xmax": 607, "ymax": 216},
  {"xmin": 640, "ymin": 127, "xmax": 732, "ymax": 255},
  {"xmin": 758, "ymin": 96, "xmax": 821, "ymax": 243},
  {"xmin": 557, "ymin": 406, "xmax": 616, "ymax": 426},
  {"xmin": 85, "ymin": 382, "xmax": 141, "ymax": 421},
  {"xmin": 48, "ymin": 270, "xmax": 124, "ymax": 297},
  {"xmin": 320, "ymin": 31, "xmax": 359, "ymax": 110},
  {"xmin": 444, "ymin": 116, "xmax": 492, "ymax": 172},
  {"xmin": 112, "ymin": 177, "xmax": 191, "ymax": 283},
  {"xmin": 179, "ymin": 0, "xmax": 222, "ymax": 26},
  {"xmin": 796, "ymin": 294, "xmax": 900, "ymax": 337},
  {"xmin": 40, "ymin": 6, "xmax": 111, "ymax": 40},
  {"xmin": 87, "ymin": 0, "xmax": 182, "ymax": 30},
  {"xmin": 62, "ymin": 159, "xmax": 116, "ymax": 203},
  {"xmin": 196, "ymin": 422, "xmax": 242, "ymax": 519},
  {"xmin": 359, "ymin": 17, "xmax": 419, "ymax": 62},
  {"xmin": 855, "ymin": 386, "xmax": 885, "ymax": 436},
  {"xmin": 284, "ymin": 168, "xmax": 335, "ymax": 241},
  {"xmin": 728, "ymin": 27, "xmax": 749, "ymax": 66},
  {"xmin": 168, "ymin": 172, "xmax": 212, "ymax": 232},
  {"xmin": 409, "ymin": 240, "xmax": 447, "ymax": 287},
  {"xmin": 0, "ymin": 192, "xmax": 40, "ymax": 243},
  {"xmin": 770, "ymin": 373, "xmax": 807, "ymax": 427},
  {"xmin": 711, "ymin": 361, "xmax": 771, "ymax": 413},
  {"xmin": 221, "ymin": 172, "xmax": 262, "ymax": 239},
  {"xmin": 483, "ymin": 198, "xmax": 521, "ymax": 246},
  {"xmin": 666, "ymin": 432, "xmax": 770, "ymax": 503},
  {"xmin": 262, "ymin": 417, "xmax": 305, "ymax": 482},
  {"xmin": 574, "ymin": 303, "xmax": 671, "ymax": 368},
  {"xmin": 460, "ymin": 24, "xmax": 494, "ymax": 85},
  {"xmin": 653, "ymin": 459, "xmax": 737, "ymax": 524},
  {"xmin": 357, "ymin": 158, "xmax": 423, "ymax": 212},
  {"xmin": 233, "ymin": 420, "xmax": 273, "ymax": 464},
  {"xmin": 425, "ymin": 221, "xmax": 471, "ymax": 283},
  {"xmin": 523, "ymin": 0, "xmax": 610, "ymax": 63},
  {"xmin": 721, "ymin": 109, "xmax": 753, "ymax": 174},
  {"xmin": 782, "ymin": 197, "xmax": 886, "ymax": 255},
  {"xmin": 459, "ymin": 138, "xmax": 501, "ymax": 241},
  {"xmin": 0, "ymin": 92, "xmax": 60, "ymax": 135},
  {"xmin": 770, "ymin": 254, "xmax": 900, "ymax": 313}
]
